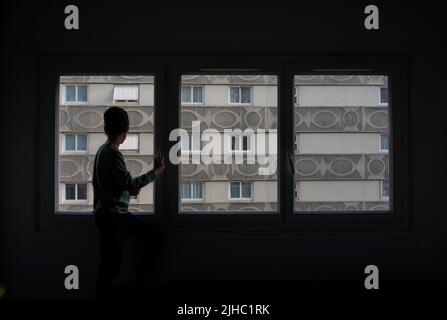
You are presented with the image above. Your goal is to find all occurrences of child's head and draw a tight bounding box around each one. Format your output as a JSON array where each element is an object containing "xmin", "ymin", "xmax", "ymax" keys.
[{"xmin": 104, "ymin": 107, "xmax": 129, "ymax": 144}]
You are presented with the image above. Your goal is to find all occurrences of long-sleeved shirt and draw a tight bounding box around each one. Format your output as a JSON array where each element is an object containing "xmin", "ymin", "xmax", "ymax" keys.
[{"xmin": 93, "ymin": 143, "xmax": 155, "ymax": 214}]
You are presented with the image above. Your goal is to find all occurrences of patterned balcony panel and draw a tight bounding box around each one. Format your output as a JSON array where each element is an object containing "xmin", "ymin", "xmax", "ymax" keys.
[
  {"xmin": 295, "ymin": 106, "xmax": 388, "ymax": 133},
  {"xmin": 181, "ymin": 106, "xmax": 277, "ymax": 131},
  {"xmin": 181, "ymin": 163, "xmax": 278, "ymax": 181},
  {"xmin": 59, "ymin": 155, "xmax": 153, "ymax": 182},
  {"xmin": 59, "ymin": 106, "xmax": 154, "ymax": 133},
  {"xmin": 294, "ymin": 75, "xmax": 387, "ymax": 86},
  {"xmin": 294, "ymin": 154, "xmax": 389, "ymax": 180},
  {"xmin": 60, "ymin": 75, "xmax": 154, "ymax": 84},
  {"xmin": 181, "ymin": 75, "xmax": 278, "ymax": 85},
  {"xmin": 58, "ymin": 204, "xmax": 153, "ymax": 213},
  {"xmin": 180, "ymin": 202, "xmax": 278, "ymax": 212},
  {"xmin": 294, "ymin": 201, "xmax": 390, "ymax": 211}
]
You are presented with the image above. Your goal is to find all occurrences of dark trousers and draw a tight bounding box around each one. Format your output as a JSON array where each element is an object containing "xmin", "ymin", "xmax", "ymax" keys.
[{"xmin": 94, "ymin": 210, "xmax": 163, "ymax": 300}]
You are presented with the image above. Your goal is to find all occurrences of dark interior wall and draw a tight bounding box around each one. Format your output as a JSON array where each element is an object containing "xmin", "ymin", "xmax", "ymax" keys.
[{"xmin": 1, "ymin": 0, "xmax": 445, "ymax": 299}]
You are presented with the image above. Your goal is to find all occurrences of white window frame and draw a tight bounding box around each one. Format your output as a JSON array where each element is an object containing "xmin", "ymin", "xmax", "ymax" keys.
[
  {"xmin": 181, "ymin": 182, "xmax": 204, "ymax": 201},
  {"xmin": 380, "ymin": 180, "xmax": 390, "ymax": 200},
  {"xmin": 63, "ymin": 134, "xmax": 88, "ymax": 153},
  {"xmin": 229, "ymin": 86, "xmax": 252, "ymax": 105},
  {"xmin": 181, "ymin": 85, "xmax": 204, "ymax": 105},
  {"xmin": 228, "ymin": 181, "xmax": 253, "ymax": 201},
  {"xmin": 63, "ymin": 183, "xmax": 88, "ymax": 204},
  {"xmin": 379, "ymin": 87, "xmax": 389, "ymax": 105},
  {"xmin": 119, "ymin": 133, "xmax": 139, "ymax": 151},
  {"xmin": 113, "ymin": 84, "xmax": 140, "ymax": 103},
  {"xmin": 379, "ymin": 133, "xmax": 389, "ymax": 152},
  {"xmin": 229, "ymin": 134, "xmax": 253, "ymax": 153},
  {"xmin": 181, "ymin": 133, "xmax": 202, "ymax": 154},
  {"xmin": 63, "ymin": 84, "xmax": 88, "ymax": 104}
]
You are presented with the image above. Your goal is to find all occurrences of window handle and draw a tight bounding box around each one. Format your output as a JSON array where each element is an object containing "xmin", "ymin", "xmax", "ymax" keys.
[{"xmin": 288, "ymin": 151, "xmax": 295, "ymax": 175}]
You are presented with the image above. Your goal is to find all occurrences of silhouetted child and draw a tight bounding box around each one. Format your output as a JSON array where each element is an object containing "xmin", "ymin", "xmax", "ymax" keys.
[{"xmin": 93, "ymin": 106, "xmax": 165, "ymax": 300}]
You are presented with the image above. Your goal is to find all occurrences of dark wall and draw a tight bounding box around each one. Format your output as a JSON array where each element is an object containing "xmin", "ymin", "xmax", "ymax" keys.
[{"xmin": 1, "ymin": 0, "xmax": 445, "ymax": 300}]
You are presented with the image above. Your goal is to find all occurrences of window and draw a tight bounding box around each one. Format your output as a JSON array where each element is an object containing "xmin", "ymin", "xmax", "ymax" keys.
[
  {"xmin": 380, "ymin": 134, "xmax": 389, "ymax": 152},
  {"xmin": 179, "ymin": 75, "xmax": 277, "ymax": 212},
  {"xmin": 230, "ymin": 86, "xmax": 251, "ymax": 104},
  {"xmin": 229, "ymin": 182, "xmax": 252, "ymax": 200},
  {"xmin": 380, "ymin": 87, "xmax": 388, "ymax": 105},
  {"xmin": 294, "ymin": 75, "xmax": 391, "ymax": 212},
  {"xmin": 57, "ymin": 75, "xmax": 155, "ymax": 214},
  {"xmin": 380, "ymin": 180, "xmax": 389, "ymax": 199},
  {"xmin": 119, "ymin": 133, "xmax": 139, "ymax": 151},
  {"xmin": 294, "ymin": 86, "xmax": 298, "ymax": 105},
  {"xmin": 230, "ymin": 134, "xmax": 251, "ymax": 152},
  {"xmin": 64, "ymin": 134, "xmax": 87, "ymax": 152},
  {"xmin": 64, "ymin": 85, "xmax": 87, "ymax": 103},
  {"xmin": 294, "ymin": 181, "xmax": 300, "ymax": 200},
  {"xmin": 181, "ymin": 86, "xmax": 203, "ymax": 104},
  {"xmin": 113, "ymin": 84, "xmax": 139, "ymax": 103},
  {"xmin": 64, "ymin": 183, "xmax": 87, "ymax": 202},
  {"xmin": 181, "ymin": 182, "xmax": 204, "ymax": 200}
]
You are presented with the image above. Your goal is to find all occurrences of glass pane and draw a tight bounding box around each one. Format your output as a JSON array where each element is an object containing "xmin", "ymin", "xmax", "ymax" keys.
[
  {"xmin": 181, "ymin": 183, "xmax": 191, "ymax": 199},
  {"xmin": 381, "ymin": 180, "xmax": 389, "ymax": 198},
  {"xmin": 77, "ymin": 86, "xmax": 88, "ymax": 102},
  {"xmin": 58, "ymin": 75, "xmax": 155, "ymax": 214},
  {"xmin": 77, "ymin": 183, "xmax": 87, "ymax": 200},
  {"xmin": 380, "ymin": 134, "xmax": 389, "ymax": 151},
  {"xmin": 181, "ymin": 86, "xmax": 191, "ymax": 103},
  {"xmin": 180, "ymin": 75, "xmax": 278, "ymax": 212},
  {"xmin": 193, "ymin": 86, "xmax": 203, "ymax": 103},
  {"xmin": 294, "ymin": 75, "xmax": 390, "ymax": 212},
  {"xmin": 380, "ymin": 87, "xmax": 388, "ymax": 104},
  {"xmin": 193, "ymin": 182, "xmax": 203, "ymax": 199},
  {"xmin": 230, "ymin": 182, "xmax": 240, "ymax": 199},
  {"xmin": 65, "ymin": 135, "xmax": 76, "ymax": 151},
  {"xmin": 230, "ymin": 87, "xmax": 239, "ymax": 103},
  {"xmin": 65, "ymin": 85, "xmax": 76, "ymax": 102},
  {"xmin": 65, "ymin": 184, "xmax": 76, "ymax": 200},
  {"xmin": 241, "ymin": 87, "xmax": 251, "ymax": 103},
  {"xmin": 77, "ymin": 135, "xmax": 87, "ymax": 151},
  {"xmin": 241, "ymin": 182, "xmax": 251, "ymax": 198},
  {"xmin": 242, "ymin": 136, "xmax": 248, "ymax": 151}
]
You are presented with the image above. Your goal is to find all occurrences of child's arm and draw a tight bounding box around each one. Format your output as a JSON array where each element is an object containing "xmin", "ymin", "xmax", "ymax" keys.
[{"xmin": 111, "ymin": 151, "xmax": 156, "ymax": 191}]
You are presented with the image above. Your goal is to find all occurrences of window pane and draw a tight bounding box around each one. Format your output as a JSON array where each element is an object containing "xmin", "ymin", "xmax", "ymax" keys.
[
  {"xmin": 77, "ymin": 86, "xmax": 88, "ymax": 102},
  {"xmin": 181, "ymin": 183, "xmax": 191, "ymax": 199},
  {"xmin": 241, "ymin": 87, "xmax": 251, "ymax": 103},
  {"xmin": 77, "ymin": 134, "xmax": 87, "ymax": 151},
  {"xmin": 230, "ymin": 87, "xmax": 239, "ymax": 103},
  {"xmin": 65, "ymin": 85, "xmax": 76, "ymax": 102},
  {"xmin": 65, "ymin": 184, "xmax": 76, "ymax": 200},
  {"xmin": 381, "ymin": 180, "xmax": 389, "ymax": 198},
  {"xmin": 294, "ymin": 75, "xmax": 390, "ymax": 212},
  {"xmin": 180, "ymin": 75, "xmax": 278, "ymax": 212},
  {"xmin": 181, "ymin": 86, "xmax": 192, "ymax": 103},
  {"xmin": 193, "ymin": 182, "xmax": 203, "ymax": 199},
  {"xmin": 77, "ymin": 183, "xmax": 87, "ymax": 200},
  {"xmin": 380, "ymin": 134, "xmax": 389, "ymax": 151},
  {"xmin": 193, "ymin": 86, "xmax": 203, "ymax": 103},
  {"xmin": 230, "ymin": 182, "xmax": 240, "ymax": 199},
  {"xmin": 241, "ymin": 182, "xmax": 251, "ymax": 198},
  {"xmin": 65, "ymin": 135, "xmax": 76, "ymax": 151},
  {"xmin": 380, "ymin": 87, "xmax": 388, "ymax": 104},
  {"xmin": 58, "ymin": 75, "xmax": 155, "ymax": 213}
]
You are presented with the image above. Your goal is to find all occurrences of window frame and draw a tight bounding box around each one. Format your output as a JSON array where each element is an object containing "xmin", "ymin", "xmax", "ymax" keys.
[
  {"xmin": 181, "ymin": 85, "xmax": 204, "ymax": 105},
  {"xmin": 228, "ymin": 181, "xmax": 253, "ymax": 201},
  {"xmin": 379, "ymin": 86, "xmax": 389, "ymax": 105},
  {"xmin": 37, "ymin": 54, "xmax": 410, "ymax": 233},
  {"xmin": 119, "ymin": 133, "xmax": 140, "ymax": 152},
  {"xmin": 379, "ymin": 133, "xmax": 389, "ymax": 152},
  {"xmin": 229, "ymin": 85, "xmax": 252, "ymax": 105},
  {"xmin": 62, "ymin": 182, "xmax": 88, "ymax": 204},
  {"xmin": 63, "ymin": 133, "xmax": 88, "ymax": 153},
  {"xmin": 113, "ymin": 84, "xmax": 140, "ymax": 104},
  {"xmin": 181, "ymin": 182, "xmax": 205, "ymax": 202},
  {"xmin": 62, "ymin": 84, "xmax": 88, "ymax": 105}
]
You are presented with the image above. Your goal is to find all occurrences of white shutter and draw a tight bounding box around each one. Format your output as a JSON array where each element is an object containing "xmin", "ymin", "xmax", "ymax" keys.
[
  {"xmin": 120, "ymin": 133, "xmax": 139, "ymax": 150},
  {"xmin": 113, "ymin": 85, "xmax": 139, "ymax": 101}
]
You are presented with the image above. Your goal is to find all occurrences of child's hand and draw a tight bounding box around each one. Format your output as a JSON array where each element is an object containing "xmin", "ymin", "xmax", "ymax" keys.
[
  {"xmin": 154, "ymin": 152, "xmax": 166, "ymax": 175},
  {"xmin": 129, "ymin": 188, "xmax": 140, "ymax": 196}
]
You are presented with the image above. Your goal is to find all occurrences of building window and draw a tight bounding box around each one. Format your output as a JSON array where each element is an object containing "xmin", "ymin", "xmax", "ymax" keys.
[
  {"xmin": 294, "ymin": 86, "xmax": 298, "ymax": 105},
  {"xmin": 294, "ymin": 181, "xmax": 300, "ymax": 200},
  {"xmin": 294, "ymin": 75, "xmax": 391, "ymax": 212},
  {"xmin": 181, "ymin": 133, "xmax": 202, "ymax": 152},
  {"xmin": 64, "ymin": 134, "xmax": 87, "ymax": 152},
  {"xmin": 380, "ymin": 180, "xmax": 389, "ymax": 199},
  {"xmin": 229, "ymin": 182, "xmax": 252, "ymax": 200},
  {"xmin": 230, "ymin": 86, "xmax": 251, "ymax": 104},
  {"xmin": 380, "ymin": 134, "xmax": 389, "ymax": 152},
  {"xmin": 230, "ymin": 134, "xmax": 251, "ymax": 152},
  {"xmin": 64, "ymin": 85, "xmax": 87, "ymax": 103},
  {"xmin": 181, "ymin": 86, "xmax": 203, "ymax": 104},
  {"xmin": 181, "ymin": 182, "xmax": 204, "ymax": 200},
  {"xmin": 380, "ymin": 87, "xmax": 388, "ymax": 105},
  {"xmin": 294, "ymin": 134, "xmax": 299, "ymax": 154},
  {"xmin": 119, "ymin": 133, "xmax": 139, "ymax": 151},
  {"xmin": 113, "ymin": 84, "xmax": 139, "ymax": 103},
  {"xmin": 64, "ymin": 183, "xmax": 87, "ymax": 201}
]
